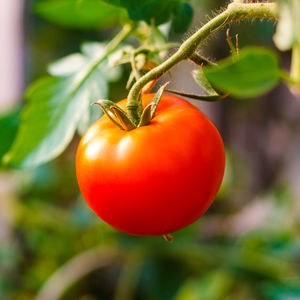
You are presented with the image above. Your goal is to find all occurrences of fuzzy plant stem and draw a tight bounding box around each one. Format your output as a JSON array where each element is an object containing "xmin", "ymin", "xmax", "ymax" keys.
[{"xmin": 127, "ymin": 2, "xmax": 278, "ymax": 123}]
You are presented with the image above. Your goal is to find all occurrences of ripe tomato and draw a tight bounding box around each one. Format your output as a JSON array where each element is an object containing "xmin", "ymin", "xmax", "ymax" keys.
[{"xmin": 76, "ymin": 94, "xmax": 225, "ymax": 236}]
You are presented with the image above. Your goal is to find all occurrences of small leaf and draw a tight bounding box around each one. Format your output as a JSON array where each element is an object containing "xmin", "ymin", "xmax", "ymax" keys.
[
  {"xmin": 138, "ymin": 103, "xmax": 154, "ymax": 127},
  {"xmin": 33, "ymin": 0, "xmax": 128, "ymax": 29},
  {"xmin": 193, "ymin": 68, "xmax": 219, "ymax": 96},
  {"xmin": 151, "ymin": 82, "xmax": 170, "ymax": 119},
  {"xmin": 93, "ymin": 100, "xmax": 124, "ymax": 130},
  {"xmin": 204, "ymin": 47, "xmax": 282, "ymax": 98},
  {"xmin": 166, "ymin": 89, "xmax": 223, "ymax": 102},
  {"xmin": 94, "ymin": 100, "xmax": 136, "ymax": 130},
  {"xmin": 110, "ymin": 106, "xmax": 136, "ymax": 131}
]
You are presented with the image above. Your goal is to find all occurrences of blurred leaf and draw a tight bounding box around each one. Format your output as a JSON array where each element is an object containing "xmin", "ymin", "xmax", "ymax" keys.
[
  {"xmin": 81, "ymin": 42, "xmax": 122, "ymax": 82},
  {"xmin": 4, "ymin": 76, "xmax": 85, "ymax": 168},
  {"xmin": 273, "ymin": 0, "xmax": 300, "ymax": 51},
  {"xmin": 5, "ymin": 41, "xmax": 122, "ymax": 168},
  {"xmin": 102, "ymin": 0, "xmax": 189, "ymax": 26},
  {"xmin": 49, "ymin": 42, "xmax": 122, "ymax": 82},
  {"xmin": 204, "ymin": 47, "xmax": 282, "ymax": 98},
  {"xmin": 76, "ymin": 69, "xmax": 108, "ymax": 135},
  {"xmin": 0, "ymin": 109, "xmax": 20, "ymax": 164},
  {"xmin": 33, "ymin": 0, "xmax": 128, "ymax": 29},
  {"xmin": 262, "ymin": 283, "xmax": 300, "ymax": 300},
  {"xmin": 174, "ymin": 271, "xmax": 233, "ymax": 300},
  {"xmin": 48, "ymin": 54, "xmax": 86, "ymax": 76},
  {"xmin": 171, "ymin": 2, "xmax": 193, "ymax": 33}
]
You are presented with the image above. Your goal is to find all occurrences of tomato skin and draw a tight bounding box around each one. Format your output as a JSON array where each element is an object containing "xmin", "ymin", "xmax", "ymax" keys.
[{"xmin": 76, "ymin": 94, "xmax": 225, "ymax": 235}]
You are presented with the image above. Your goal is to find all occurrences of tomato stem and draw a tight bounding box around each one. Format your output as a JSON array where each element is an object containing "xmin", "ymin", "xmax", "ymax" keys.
[
  {"xmin": 163, "ymin": 234, "xmax": 174, "ymax": 243},
  {"xmin": 126, "ymin": 2, "xmax": 278, "ymax": 123},
  {"xmin": 93, "ymin": 100, "xmax": 137, "ymax": 130}
]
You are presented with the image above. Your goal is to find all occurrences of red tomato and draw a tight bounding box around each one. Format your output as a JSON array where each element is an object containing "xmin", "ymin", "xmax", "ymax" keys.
[{"xmin": 76, "ymin": 94, "xmax": 225, "ymax": 235}]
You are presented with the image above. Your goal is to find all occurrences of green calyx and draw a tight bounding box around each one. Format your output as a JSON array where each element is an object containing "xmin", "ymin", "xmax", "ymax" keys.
[
  {"xmin": 93, "ymin": 82, "xmax": 169, "ymax": 131},
  {"xmin": 93, "ymin": 100, "xmax": 136, "ymax": 130}
]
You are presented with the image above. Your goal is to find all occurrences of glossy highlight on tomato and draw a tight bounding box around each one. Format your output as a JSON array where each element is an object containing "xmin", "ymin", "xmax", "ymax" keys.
[{"xmin": 76, "ymin": 94, "xmax": 225, "ymax": 236}]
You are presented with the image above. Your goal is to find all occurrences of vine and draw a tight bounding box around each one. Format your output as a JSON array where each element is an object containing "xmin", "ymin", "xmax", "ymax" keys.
[{"xmin": 126, "ymin": 2, "xmax": 278, "ymax": 124}]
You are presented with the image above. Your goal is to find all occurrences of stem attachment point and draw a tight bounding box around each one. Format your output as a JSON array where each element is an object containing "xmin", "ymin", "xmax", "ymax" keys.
[
  {"xmin": 163, "ymin": 234, "xmax": 174, "ymax": 243},
  {"xmin": 93, "ymin": 100, "xmax": 137, "ymax": 131}
]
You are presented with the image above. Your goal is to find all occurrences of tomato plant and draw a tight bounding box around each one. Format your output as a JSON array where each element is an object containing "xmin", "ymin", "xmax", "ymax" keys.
[
  {"xmin": 3, "ymin": 0, "xmax": 299, "ymax": 240},
  {"xmin": 3, "ymin": 0, "xmax": 300, "ymax": 299},
  {"xmin": 76, "ymin": 93, "xmax": 225, "ymax": 235}
]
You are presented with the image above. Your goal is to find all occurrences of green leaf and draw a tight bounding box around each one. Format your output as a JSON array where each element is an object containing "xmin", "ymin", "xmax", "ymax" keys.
[
  {"xmin": 204, "ymin": 47, "xmax": 282, "ymax": 98},
  {"xmin": 33, "ymin": 0, "xmax": 128, "ymax": 29},
  {"xmin": 93, "ymin": 99, "xmax": 136, "ymax": 130},
  {"xmin": 49, "ymin": 42, "xmax": 122, "ymax": 82},
  {"xmin": 138, "ymin": 103, "xmax": 154, "ymax": 127},
  {"xmin": 76, "ymin": 68, "xmax": 109, "ymax": 135},
  {"xmin": 193, "ymin": 68, "xmax": 219, "ymax": 96},
  {"xmin": 102, "ymin": 0, "xmax": 182, "ymax": 25},
  {"xmin": 6, "ymin": 40, "xmax": 122, "ymax": 168},
  {"xmin": 174, "ymin": 271, "xmax": 234, "ymax": 300},
  {"xmin": 165, "ymin": 89, "xmax": 222, "ymax": 102},
  {"xmin": 263, "ymin": 283, "xmax": 300, "ymax": 300},
  {"xmin": 48, "ymin": 54, "xmax": 86, "ymax": 76},
  {"xmin": 4, "ymin": 77, "xmax": 84, "ymax": 168},
  {"xmin": 93, "ymin": 100, "xmax": 125, "ymax": 130},
  {"xmin": 150, "ymin": 81, "xmax": 170, "ymax": 119},
  {"xmin": 49, "ymin": 42, "xmax": 123, "ymax": 135},
  {"xmin": 0, "ymin": 109, "xmax": 20, "ymax": 164},
  {"xmin": 171, "ymin": 2, "xmax": 193, "ymax": 34},
  {"xmin": 81, "ymin": 42, "xmax": 122, "ymax": 82}
]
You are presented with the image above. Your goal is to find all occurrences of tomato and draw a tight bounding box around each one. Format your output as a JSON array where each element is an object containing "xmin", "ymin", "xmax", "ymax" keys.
[{"xmin": 76, "ymin": 94, "xmax": 225, "ymax": 236}]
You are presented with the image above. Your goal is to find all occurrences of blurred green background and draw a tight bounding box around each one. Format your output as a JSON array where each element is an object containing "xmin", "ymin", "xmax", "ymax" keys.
[{"xmin": 1, "ymin": 0, "xmax": 300, "ymax": 299}]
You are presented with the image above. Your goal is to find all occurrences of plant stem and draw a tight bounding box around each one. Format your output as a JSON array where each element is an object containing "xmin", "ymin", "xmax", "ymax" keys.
[
  {"xmin": 36, "ymin": 247, "xmax": 123, "ymax": 300},
  {"xmin": 113, "ymin": 251, "xmax": 142, "ymax": 300},
  {"xmin": 291, "ymin": 43, "xmax": 300, "ymax": 93},
  {"xmin": 127, "ymin": 2, "xmax": 278, "ymax": 122}
]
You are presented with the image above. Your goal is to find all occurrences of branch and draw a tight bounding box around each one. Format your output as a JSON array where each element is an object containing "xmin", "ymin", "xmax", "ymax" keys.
[
  {"xmin": 113, "ymin": 251, "xmax": 143, "ymax": 300},
  {"xmin": 36, "ymin": 247, "xmax": 124, "ymax": 300},
  {"xmin": 127, "ymin": 2, "xmax": 278, "ymax": 122}
]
